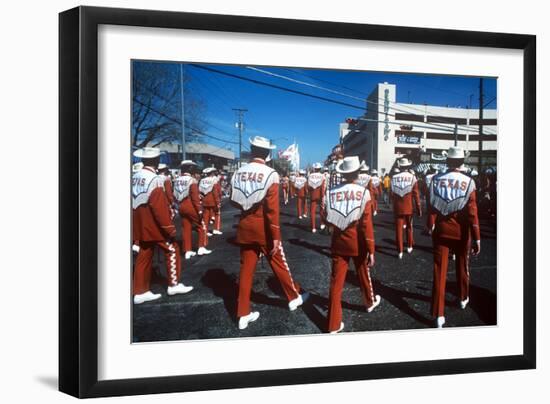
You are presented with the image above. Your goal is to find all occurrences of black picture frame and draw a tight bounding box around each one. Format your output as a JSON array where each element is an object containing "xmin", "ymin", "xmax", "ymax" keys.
[{"xmin": 59, "ymin": 5, "xmax": 536, "ymax": 398}]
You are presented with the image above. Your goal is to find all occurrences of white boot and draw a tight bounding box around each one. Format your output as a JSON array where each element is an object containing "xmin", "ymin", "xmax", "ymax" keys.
[
  {"xmin": 312, "ymin": 228, "xmax": 317, "ymax": 233},
  {"xmin": 167, "ymin": 283, "xmax": 194, "ymax": 295},
  {"xmin": 367, "ymin": 295, "xmax": 381, "ymax": 313},
  {"xmin": 330, "ymin": 322, "xmax": 344, "ymax": 334},
  {"xmin": 213, "ymin": 229, "xmax": 223, "ymax": 235},
  {"xmin": 238, "ymin": 311, "xmax": 260, "ymax": 330},
  {"xmin": 374, "ymin": 210, "xmax": 378, "ymax": 216},
  {"xmin": 184, "ymin": 251, "xmax": 196, "ymax": 260},
  {"xmin": 460, "ymin": 297, "xmax": 469, "ymax": 309},
  {"xmin": 133, "ymin": 291, "xmax": 161, "ymax": 305},
  {"xmin": 320, "ymin": 224, "xmax": 326, "ymax": 230},
  {"xmin": 132, "ymin": 244, "xmax": 140, "ymax": 253},
  {"xmin": 288, "ymin": 294, "xmax": 304, "ymax": 311},
  {"xmin": 207, "ymin": 232, "xmax": 213, "ymax": 237},
  {"xmin": 398, "ymin": 252, "xmax": 403, "ymax": 259},
  {"xmin": 436, "ymin": 316, "xmax": 446, "ymax": 328},
  {"xmin": 407, "ymin": 247, "xmax": 413, "ymax": 254},
  {"xmin": 197, "ymin": 247, "xmax": 212, "ymax": 255}
]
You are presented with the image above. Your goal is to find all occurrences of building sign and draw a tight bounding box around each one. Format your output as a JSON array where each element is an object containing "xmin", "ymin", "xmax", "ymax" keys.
[
  {"xmin": 396, "ymin": 134, "xmax": 421, "ymax": 144},
  {"xmin": 395, "ymin": 130, "xmax": 422, "ymax": 145}
]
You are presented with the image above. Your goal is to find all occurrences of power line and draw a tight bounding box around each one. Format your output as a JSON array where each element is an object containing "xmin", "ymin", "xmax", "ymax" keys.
[
  {"xmin": 193, "ymin": 64, "xmax": 495, "ymax": 136},
  {"xmin": 133, "ymin": 97, "xmax": 239, "ymax": 145},
  {"xmin": 246, "ymin": 65, "xmax": 497, "ymax": 135}
]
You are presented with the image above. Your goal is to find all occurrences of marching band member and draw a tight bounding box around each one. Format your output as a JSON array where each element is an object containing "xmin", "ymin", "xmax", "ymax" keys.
[
  {"xmin": 231, "ymin": 136, "xmax": 305, "ymax": 330},
  {"xmin": 281, "ymin": 174, "xmax": 290, "ymax": 205},
  {"xmin": 199, "ymin": 167, "xmax": 220, "ymax": 237},
  {"xmin": 356, "ymin": 162, "xmax": 371, "ymax": 189},
  {"xmin": 324, "ymin": 156, "xmax": 380, "ymax": 333},
  {"xmin": 174, "ymin": 160, "xmax": 211, "ymax": 259},
  {"xmin": 424, "ymin": 165, "xmax": 436, "ymax": 197},
  {"xmin": 357, "ymin": 162, "xmax": 376, "ymax": 216},
  {"xmin": 132, "ymin": 147, "xmax": 193, "ymax": 304},
  {"xmin": 390, "ymin": 158, "xmax": 421, "ymax": 259},
  {"xmin": 157, "ymin": 163, "xmax": 175, "ymax": 209},
  {"xmin": 294, "ymin": 169, "xmax": 308, "ymax": 219},
  {"xmin": 307, "ymin": 163, "xmax": 326, "ymax": 233},
  {"xmin": 132, "ymin": 162, "xmax": 144, "ymax": 254},
  {"xmin": 427, "ymin": 146, "xmax": 481, "ymax": 328},
  {"xmin": 322, "ymin": 166, "xmax": 330, "ymax": 189},
  {"xmin": 212, "ymin": 168, "xmax": 223, "ymax": 235},
  {"xmin": 370, "ymin": 169, "xmax": 382, "ymax": 216},
  {"xmin": 289, "ymin": 171, "xmax": 297, "ymax": 198}
]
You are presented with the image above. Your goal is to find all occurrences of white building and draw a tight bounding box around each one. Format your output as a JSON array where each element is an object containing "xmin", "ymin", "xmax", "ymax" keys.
[{"xmin": 341, "ymin": 82, "xmax": 497, "ymax": 175}]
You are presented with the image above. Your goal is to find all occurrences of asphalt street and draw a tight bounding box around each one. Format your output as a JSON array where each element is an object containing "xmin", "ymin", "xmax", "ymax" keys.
[{"xmin": 133, "ymin": 195, "xmax": 497, "ymax": 342}]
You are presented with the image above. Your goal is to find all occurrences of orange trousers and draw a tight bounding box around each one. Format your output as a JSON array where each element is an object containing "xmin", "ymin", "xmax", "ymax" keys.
[
  {"xmin": 395, "ymin": 215, "xmax": 414, "ymax": 253},
  {"xmin": 328, "ymin": 253, "xmax": 376, "ymax": 332},
  {"xmin": 309, "ymin": 199, "xmax": 325, "ymax": 230},
  {"xmin": 180, "ymin": 214, "xmax": 207, "ymax": 252},
  {"xmin": 214, "ymin": 206, "xmax": 221, "ymax": 231},
  {"xmin": 297, "ymin": 196, "xmax": 307, "ymax": 217},
  {"xmin": 237, "ymin": 244, "xmax": 300, "ymax": 317},
  {"xmin": 203, "ymin": 206, "xmax": 216, "ymax": 232},
  {"xmin": 431, "ymin": 236, "xmax": 471, "ymax": 317},
  {"xmin": 133, "ymin": 240, "xmax": 181, "ymax": 295}
]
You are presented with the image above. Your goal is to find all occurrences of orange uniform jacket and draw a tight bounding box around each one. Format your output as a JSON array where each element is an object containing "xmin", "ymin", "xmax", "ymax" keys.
[
  {"xmin": 202, "ymin": 182, "xmax": 220, "ymax": 208},
  {"xmin": 308, "ymin": 185, "xmax": 323, "ymax": 201},
  {"xmin": 392, "ymin": 182, "xmax": 421, "ymax": 216},
  {"xmin": 163, "ymin": 176, "xmax": 174, "ymax": 206},
  {"xmin": 295, "ymin": 180, "xmax": 307, "ymax": 198},
  {"xmin": 427, "ymin": 190, "xmax": 481, "ymax": 241},
  {"xmin": 235, "ymin": 182, "xmax": 281, "ymax": 247},
  {"xmin": 179, "ymin": 178, "xmax": 203, "ymax": 217},
  {"xmin": 214, "ymin": 180, "xmax": 222, "ymax": 203},
  {"xmin": 133, "ymin": 186, "xmax": 176, "ymax": 242},
  {"xmin": 329, "ymin": 200, "xmax": 375, "ymax": 257}
]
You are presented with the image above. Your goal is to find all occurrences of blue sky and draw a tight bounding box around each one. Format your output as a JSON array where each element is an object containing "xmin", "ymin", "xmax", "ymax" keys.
[{"xmin": 179, "ymin": 62, "xmax": 496, "ymax": 166}]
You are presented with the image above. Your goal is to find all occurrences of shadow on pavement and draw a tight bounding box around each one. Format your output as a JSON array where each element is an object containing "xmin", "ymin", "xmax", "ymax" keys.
[
  {"xmin": 447, "ymin": 281, "xmax": 497, "ymax": 325},
  {"xmin": 201, "ymin": 268, "xmax": 238, "ymax": 322},
  {"xmin": 284, "ymin": 221, "xmax": 310, "ymax": 232},
  {"xmin": 287, "ymin": 238, "xmax": 331, "ymax": 258}
]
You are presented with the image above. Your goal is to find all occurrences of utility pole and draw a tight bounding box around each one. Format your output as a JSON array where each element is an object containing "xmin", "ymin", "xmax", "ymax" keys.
[
  {"xmin": 180, "ymin": 64, "xmax": 186, "ymax": 160},
  {"xmin": 478, "ymin": 78, "xmax": 484, "ymax": 172},
  {"xmin": 453, "ymin": 122, "xmax": 458, "ymax": 146},
  {"xmin": 233, "ymin": 108, "xmax": 248, "ymax": 167}
]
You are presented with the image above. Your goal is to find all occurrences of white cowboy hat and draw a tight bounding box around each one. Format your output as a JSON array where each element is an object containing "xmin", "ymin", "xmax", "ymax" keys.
[
  {"xmin": 299, "ymin": 169, "xmax": 306, "ymax": 174},
  {"xmin": 336, "ymin": 156, "xmax": 361, "ymax": 174},
  {"xmin": 443, "ymin": 146, "xmax": 470, "ymax": 160},
  {"xmin": 359, "ymin": 161, "xmax": 369, "ymax": 172},
  {"xmin": 249, "ymin": 136, "xmax": 276, "ymax": 150},
  {"xmin": 371, "ymin": 169, "xmax": 378, "ymax": 175},
  {"xmin": 392, "ymin": 167, "xmax": 401, "ymax": 174},
  {"xmin": 158, "ymin": 163, "xmax": 168, "ymax": 170},
  {"xmin": 312, "ymin": 162, "xmax": 322, "ymax": 169},
  {"xmin": 202, "ymin": 167, "xmax": 214, "ymax": 174},
  {"xmin": 180, "ymin": 159, "xmax": 197, "ymax": 166},
  {"xmin": 322, "ymin": 166, "xmax": 329, "ymax": 172},
  {"xmin": 397, "ymin": 158, "xmax": 412, "ymax": 168},
  {"xmin": 133, "ymin": 147, "xmax": 160, "ymax": 159},
  {"xmin": 132, "ymin": 162, "xmax": 143, "ymax": 173},
  {"xmin": 471, "ymin": 169, "xmax": 479, "ymax": 176}
]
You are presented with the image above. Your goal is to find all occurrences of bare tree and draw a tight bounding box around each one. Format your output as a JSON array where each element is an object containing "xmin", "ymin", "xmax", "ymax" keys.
[{"xmin": 132, "ymin": 61, "xmax": 206, "ymax": 148}]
